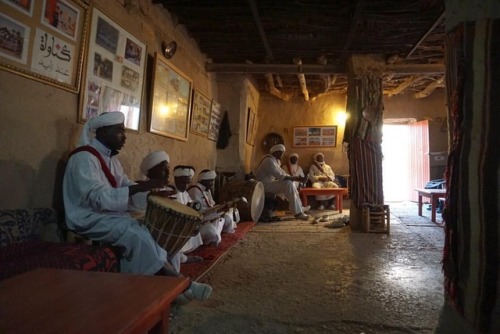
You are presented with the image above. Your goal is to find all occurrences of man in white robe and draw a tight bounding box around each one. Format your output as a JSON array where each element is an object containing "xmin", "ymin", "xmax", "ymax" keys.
[
  {"xmin": 307, "ymin": 152, "xmax": 339, "ymax": 210},
  {"xmin": 254, "ymin": 144, "xmax": 310, "ymax": 220},
  {"xmin": 63, "ymin": 113, "xmax": 211, "ymax": 302},
  {"xmin": 281, "ymin": 153, "xmax": 305, "ymax": 190},
  {"xmin": 188, "ymin": 169, "xmax": 238, "ymax": 245}
]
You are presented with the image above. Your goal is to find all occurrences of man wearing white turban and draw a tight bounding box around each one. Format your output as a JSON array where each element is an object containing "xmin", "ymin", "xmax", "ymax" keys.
[
  {"xmin": 188, "ymin": 169, "xmax": 239, "ymax": 245},
  {"xmin": 307, "ymin": 152, "xmax": 339, "ymax": 210},
  {"xmin": 255, "ymin": 144, "xmax": 310, "ymax": 220},
  {"xmin": 63, "ymin": 113, "xmax": 211, "ymax": 303},
  {"xmin": 281, "ymin": 153, "xmax": 305, "ymax": 190}
]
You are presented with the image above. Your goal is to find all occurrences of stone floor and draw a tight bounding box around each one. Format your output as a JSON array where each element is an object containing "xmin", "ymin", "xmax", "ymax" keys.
[{"xmin": 170, "ymin": 200, "xmax": 447, "ymax": 334}]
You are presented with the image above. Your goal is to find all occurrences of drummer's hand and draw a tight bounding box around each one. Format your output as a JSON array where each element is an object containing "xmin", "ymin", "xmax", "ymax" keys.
[
  {"xmin": 217, "ymin": 203, "xmax": 229, "ymax": 212},
  {"xmin": 129, "ymin": 179, "xmax": 166, "ymax": 195}
]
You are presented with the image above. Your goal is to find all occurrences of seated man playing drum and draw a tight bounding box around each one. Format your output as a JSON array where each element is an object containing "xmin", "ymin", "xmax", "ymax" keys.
[
  {"xmin": 254, "ymin": 144, "xmax": 310, "ymax": 220},
  {"xmin": 63, "ymin": 112, "xmax": 211, "ymax": 303},
  {"xmin": 188, "ymin": 169, "xmax": 239, "ymax": 245},
  {"xmin": 307, "ymin": 152, "xmax": 339, "ymax": 210},
  {"xmin": 130, "ymin": 151, "xmax": 203, "ymax": 269}
]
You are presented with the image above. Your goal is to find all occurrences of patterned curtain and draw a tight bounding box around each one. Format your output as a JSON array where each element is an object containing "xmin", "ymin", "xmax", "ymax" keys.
[{"xmin": 443, "ymin": 20, "xmax": 500, "ymax": 332}]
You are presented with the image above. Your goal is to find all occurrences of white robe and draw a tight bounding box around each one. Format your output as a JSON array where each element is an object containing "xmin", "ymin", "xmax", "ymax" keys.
[
  {"xmin": 188, "ymin": 183, "xmax": 237, "ymax": 244},
  {"xmin": 281, "ymin": 162, "xmax": 305, "ymax": 190},
  {"xmin": 255, "ymin": 155, "xmax": 304, "ymax": 215},
  {"xmin": 63, "ymin": 139, "xmax": 167, "ymax": 275},
  {"xmin": 307, "ymin": 163, "xmax": 338, "ymax": 200}
]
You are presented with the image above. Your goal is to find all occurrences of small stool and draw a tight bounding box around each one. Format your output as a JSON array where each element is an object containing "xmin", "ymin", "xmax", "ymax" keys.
[{"xmin": 361, "ymin": 204, "xmax": 390, "ymax": 234}]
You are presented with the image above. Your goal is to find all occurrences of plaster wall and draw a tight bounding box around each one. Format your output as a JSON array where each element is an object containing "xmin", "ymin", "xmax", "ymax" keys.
[{"xmin": 0, "ymin": 0, "xmax": 218, "ymax": 209}]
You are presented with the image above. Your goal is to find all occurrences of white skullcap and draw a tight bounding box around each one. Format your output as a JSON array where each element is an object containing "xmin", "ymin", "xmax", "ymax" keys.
[
  {"xmin": 289, "ymin": 153, "xmax": 299, "ymax": 159},
  {"xmin": 270, "ymin": 144, "xmax": 286, "ymax": 153},
  {"xmin": 79, "ymin": 112, "xmax": 125, "ymax": 146},
  {"xmin": 140, "ymin": 151, "xmax": 170, "ymax": 176},
  {"xmin": 198, "ymin": 170, "xmax": 217, "ymax": 181},
  {"xmin": 173, "ymin": 167, "xmax": 195, "ymax": 177}
]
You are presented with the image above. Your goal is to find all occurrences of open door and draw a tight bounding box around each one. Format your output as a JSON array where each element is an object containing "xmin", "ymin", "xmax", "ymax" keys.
[{"xmin": 409, "ymin": 120, "xmax": 430, "ymax": 201}]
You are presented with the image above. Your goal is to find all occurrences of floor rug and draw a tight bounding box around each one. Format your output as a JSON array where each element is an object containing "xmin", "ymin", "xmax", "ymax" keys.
[{"xmin": 180, "ymin": 221, "xmax": 255, "ymax": 280}]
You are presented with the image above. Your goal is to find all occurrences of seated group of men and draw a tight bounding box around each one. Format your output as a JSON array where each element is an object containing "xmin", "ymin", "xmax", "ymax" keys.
[
  {"xmin": 63, "ymin": 112, "xmax": 236, "ymax": 304},
  {"xmin": 254, "ymin": 144, "xmax": 340, "ymax": 220}
]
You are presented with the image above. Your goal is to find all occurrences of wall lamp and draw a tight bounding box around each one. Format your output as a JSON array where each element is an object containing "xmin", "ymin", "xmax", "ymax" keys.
[{"xmin": 162, "ymin": 41, "xmax": 177, "ymax": 59}]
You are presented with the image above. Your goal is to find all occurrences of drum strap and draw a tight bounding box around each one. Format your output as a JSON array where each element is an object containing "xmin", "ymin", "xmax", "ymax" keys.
[{"xmin": 69, "ymin": 146, "xmax": 118, "ymax": 188}]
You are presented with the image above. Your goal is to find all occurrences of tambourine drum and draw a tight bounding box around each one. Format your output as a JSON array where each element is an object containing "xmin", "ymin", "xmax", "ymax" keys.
[
  {"xmin": 220, "ymin": 180, "xmax": 265, "ymax": 222},
  {"xmin": 144, "ymin": 195, "xmax": 202, "ymax": 256}
]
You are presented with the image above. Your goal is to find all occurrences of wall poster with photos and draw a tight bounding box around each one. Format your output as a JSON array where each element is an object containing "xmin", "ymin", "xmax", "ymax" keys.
[
  {"xmin": 293, "ymin": 126, "xmax": 337, "ymax": 147},
  {"xmin": 0, "ymin": 0, "xmax": 89, "ymax": 92},
  {"xmin": 207, "ymin": 101, "xmax": 222, "ymax": 141},
  {"xmin": 78, "ymin": 6, "xmax": 146, "ymax": 131},
  {"xmin": 190, "ymin": 89, "xmax": 211, "ymax": 137},
  {"xmin": 149, "ymin": 52, "xmax": 193, "ymax": 141}
]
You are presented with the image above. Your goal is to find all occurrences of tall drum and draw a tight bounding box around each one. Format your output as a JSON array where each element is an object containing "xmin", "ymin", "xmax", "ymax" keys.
[{"xmin": 220, "ymin": 180, "xmax": 265, "ymax": 222}]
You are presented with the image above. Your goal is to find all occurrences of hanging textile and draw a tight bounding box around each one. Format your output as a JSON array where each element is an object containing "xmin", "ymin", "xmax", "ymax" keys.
[{"xmin": 216, "ymin": 110, "xmax": 231, "ymax": 149}]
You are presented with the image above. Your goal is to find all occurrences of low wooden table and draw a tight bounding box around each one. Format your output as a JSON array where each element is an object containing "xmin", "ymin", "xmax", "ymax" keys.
[
  {"xmin": 0, "ymin": 268, "xmax": 189, "ymax": 334},
  {"xmin": 299, "ymin": 187, "xmax": 348, "ymax": 213},
  {"xmin": 415, "ymin": 188, "xmax": 446, "ymax": 223}
]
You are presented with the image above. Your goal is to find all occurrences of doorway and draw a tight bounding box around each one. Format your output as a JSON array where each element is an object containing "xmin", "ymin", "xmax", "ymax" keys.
[{"xmin": 382, "ymin": 123, "xmax": 411, "ymax": 201}]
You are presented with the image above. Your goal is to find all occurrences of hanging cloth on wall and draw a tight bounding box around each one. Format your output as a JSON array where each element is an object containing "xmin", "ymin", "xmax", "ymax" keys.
[{"xmin": 217, "ymin": 110, "xmax": 231, "ymax": 149}]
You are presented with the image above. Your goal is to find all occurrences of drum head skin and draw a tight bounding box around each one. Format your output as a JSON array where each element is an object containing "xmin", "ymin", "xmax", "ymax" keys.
[
  {"xmin": 250, "ymin": 182, "xmax": 265, "ymax": 221},
  {"xmin": 148, "ymin": 196, "xmax": 202, "ymax": 218}
]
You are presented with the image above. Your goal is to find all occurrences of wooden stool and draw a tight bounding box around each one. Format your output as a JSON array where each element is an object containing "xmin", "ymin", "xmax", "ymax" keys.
[{"xmin": 362, "ymin": 204, "xmax": 390, "ymax": 234}]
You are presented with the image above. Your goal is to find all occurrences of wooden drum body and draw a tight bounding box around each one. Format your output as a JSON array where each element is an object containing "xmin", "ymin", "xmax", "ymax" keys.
[
  {"xmin": 144, "ymin": 195, "xmax": 202, "ymax": 256},
  {"xmin": 220, "ymin": 180, "xmax": 265, "ymax": 222}
]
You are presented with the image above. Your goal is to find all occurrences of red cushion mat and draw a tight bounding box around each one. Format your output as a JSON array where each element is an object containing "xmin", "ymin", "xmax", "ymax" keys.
[{"xmin": 180, "ymin": 221, "xmax": 255, "ymax": 280}]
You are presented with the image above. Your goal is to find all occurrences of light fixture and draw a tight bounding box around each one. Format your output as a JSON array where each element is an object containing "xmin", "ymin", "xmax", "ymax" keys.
[{"xmin": 162, "ymin": 41, "xmax": 177, "ymax": 59}]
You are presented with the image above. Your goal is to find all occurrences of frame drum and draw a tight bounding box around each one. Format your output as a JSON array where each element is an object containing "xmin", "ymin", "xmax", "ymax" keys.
[{"xmin": 220, "ymin": 180, "xmax": 265, "ymax": 222}]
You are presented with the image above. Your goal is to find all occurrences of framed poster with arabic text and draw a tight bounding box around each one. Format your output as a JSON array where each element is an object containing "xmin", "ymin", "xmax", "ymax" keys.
[
  {"xmin": 190, "ymin": 89, "xmax": 211, "ymax": 137},
  {"xmin": 149, "ymin": 52, "xmax": 193, "ymax": 141},
  {"xmin": 0, "ymin": 0, "xmax": 89, "ymax": 92},
  {"xmin": 293, "ymin": 125, "xmax": 337, "ymax": 147},
  {"xmin": 78, "ymin": 6, "xmax": 146, "ymax": 131},
  {"xmin": 207, "ymin": 100, "xmax": 222, "ymax": 141}
]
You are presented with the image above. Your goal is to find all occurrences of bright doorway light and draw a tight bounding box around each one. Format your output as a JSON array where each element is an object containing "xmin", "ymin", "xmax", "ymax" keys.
[{"xmin": 382, "ymin": 123, "xmax": 411, "ymax": 201}]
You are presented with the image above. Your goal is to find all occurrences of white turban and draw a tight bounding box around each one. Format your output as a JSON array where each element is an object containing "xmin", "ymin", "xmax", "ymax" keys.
[
  {"xmin": 270, "ymin": 144, "xmax": 286, "ymax": 153},
  {"xmin": 79, "ymin": 112, "xmax": 125, "ymax": 146},
  {"xmin": 289, "ymin": 153, "xmax": 298, "ymax": 159},
  {"xmin": 198, "ymin": 170, "xmax": 217, "ymax": 181},
  {"xmin": 140, "ymin": 151, "xmax": 170, "ymax": 176},
  {"xmin": 173, "ymin": 167, "xmax": 195, "ymax": 177},
  {"xmin": 314, "ymin": 152, "xmax": 324, "ymax": 161}
]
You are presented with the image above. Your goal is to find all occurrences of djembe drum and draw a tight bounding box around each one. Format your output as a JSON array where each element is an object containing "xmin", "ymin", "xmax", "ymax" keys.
[
  {"xmin": 144, "ymin": 195, "xmax": 202, "ymax": 256},
  {"xmin": 220, "ymin": 180, "xmax": 265, "ymax": 222}
]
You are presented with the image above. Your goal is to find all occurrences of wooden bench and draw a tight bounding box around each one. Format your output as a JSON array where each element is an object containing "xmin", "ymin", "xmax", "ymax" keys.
[
  {"xmin": 415, "ymin": 188, "xmax": 446, "ymax": 223},
  {"xmin": 299, "ymin": 187, "xmax": 348, "ymax": 213}
]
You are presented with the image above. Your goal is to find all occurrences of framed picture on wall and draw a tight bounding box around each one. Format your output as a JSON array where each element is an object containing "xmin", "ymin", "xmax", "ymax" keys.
[
  {"xmin": 78, "ymin": 6, "xmax": 146, "ymax": 131},
  {"xmin": 190, "ymin": 89, "xmax": 211, "ymax": 137},
  {"xmin": 207, "ymin": 100, "xmax": 222, "ymax": 141},
  {"xmin": 246, "ymin": 107, "xmax": 256, "ymax": 145},
  {"xmin": 0, "ymin": 0, "xmax": 89, "ymax": 92},
  {"xmin": 149, "ymin": 52, "xmax": 193, "ymax": 141},
  {"xmin": 293, "ymin": 126, "xmax": 337, "ymax": 147}
]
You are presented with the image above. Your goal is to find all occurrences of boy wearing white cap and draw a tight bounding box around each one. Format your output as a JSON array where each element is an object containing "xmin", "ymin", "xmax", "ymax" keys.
[
  {"xmin": 254, "ymin": 144, "xmax": 310, "ymax": 220},
  {"xmin": 63, "ymin": 113, "xmax": 211, "ymax": 302},
  {"xmin": 188, "ymin": 169, "xmax": 238, "ymax": 244},
  {"xmin": 281, "ymin": 153, "xmax": 305, "ymax": 190}
]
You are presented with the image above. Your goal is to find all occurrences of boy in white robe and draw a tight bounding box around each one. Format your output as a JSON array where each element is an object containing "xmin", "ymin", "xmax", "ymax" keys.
[
  {"xmin": 188, "ymin": 169, "xmax": 238, "ymax": 245},
  {"xmin": 281, "ymin": 153, "xmax": 305, "ymax": 190}
]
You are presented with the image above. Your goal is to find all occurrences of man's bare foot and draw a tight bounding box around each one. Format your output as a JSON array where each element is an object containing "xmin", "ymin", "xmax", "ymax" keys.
[{"xmin": 185, "ymin": 255, "xmax": 204, "ymax": 263}]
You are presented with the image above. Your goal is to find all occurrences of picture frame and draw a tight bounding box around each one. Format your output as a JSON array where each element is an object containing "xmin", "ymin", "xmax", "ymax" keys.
[
  {"xmin": 78, "ymin": 6, "xmax": 146, "ymax": 131},
  {"xmin": 149, "ymin": 52, "xmax": 193, "ymax": 141},
  {"xmin": 190, "ymin": 89, "xmax": 212, "ymax": 137},
  {"xmin": 207, "ymin": 100, "xmax": 222, "ymax": 141},
  {"xmin": 293, "ymin": 126, "xmax": 337, "ymax": 147},
  {"xmin": 246, "ymin": 107, "xmax": 256, "ymax": 145},
  {"xmin": 0, "ymin": 0, "xmax": 89, "ymax": 92}
]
